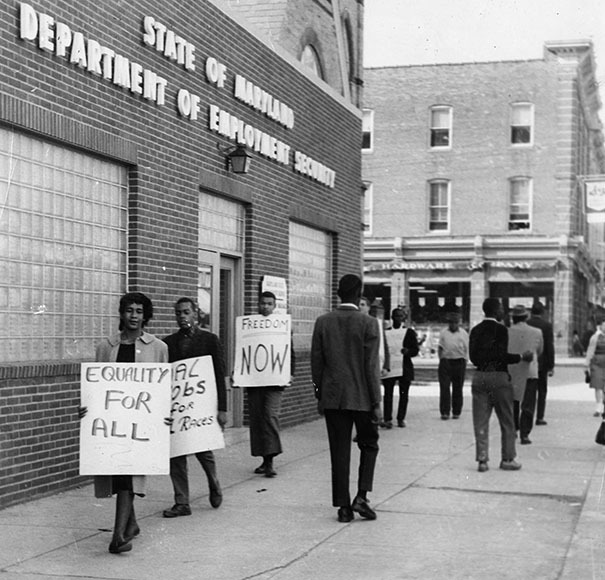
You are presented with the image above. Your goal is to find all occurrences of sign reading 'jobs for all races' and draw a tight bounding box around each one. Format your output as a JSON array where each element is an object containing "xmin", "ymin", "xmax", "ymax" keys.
[
  {"xmin": 232, "ymin": 314, "xmax": 291, "ymax": 387},
  {"xmin": 170, "ymin": 356, "xmax": 225, "ymax": 457},
  {"xmin": 80, "ymin": 357, "xmax": 225, "ymax": 475}
]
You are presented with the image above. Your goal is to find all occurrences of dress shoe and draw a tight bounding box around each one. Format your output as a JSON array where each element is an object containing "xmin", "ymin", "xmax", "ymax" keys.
[
  {"xmin": 264, "ymin": 466, "xmax": 276, "ymax": 478},
  {"xmin": 108, "ymin": 539, "xmax": 132, "ymax": 554},
  {"xmin": 352, "ymin": 496, "xmax": 377, "ymax": 520},
  {"xmin": 452, "ymin": 415, "xmax": 460, "ymax": 420},
  {"xmin": 441, "ymin": 415, "xmax": 449, "ymax": 420},
  {"xmin": 337, "ymin": 506, "xmax": 354, "ymax": 523},
  {"xmin": 499, "ymin": 459, "xmax": 522, "ymax": 471},
  {"xmin": 162, "ymin": 504, "xmax": 192, "ymax": 518},
  {"xmin": 520, "ymin": 436, "xmax": 532, "ymax": 445},
  {"xmin": 477, "ymin": 461, "xmax": 489, "ymax": 472},
  {"xmin": 594, "ymin": 412, "xmax": 602, "ymax": 418},
  {"xmin": 536, "ymin": 419, "xmax": 547, "ymax": 426},
  {"xmin": 382, "ymin": 421, "xmax": 393, "ymax": 429},
  {"xmin": 397, "ymin": 420, "xmax": 406, "ymax": 428},
  {"xmin": 254, "ymin": 463, "xmax": 267, "ymax": 474},
  {"xmin": 209, "ymin": 486, "xmax": 223, "ymax": 508}
]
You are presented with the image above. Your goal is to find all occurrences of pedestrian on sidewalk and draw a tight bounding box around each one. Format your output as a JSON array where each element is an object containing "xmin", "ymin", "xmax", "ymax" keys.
[
  {"xmin": 247, "ymin": 291, "xmax": 295, "ymax": 478},
  {"xmin": 162, "ymin": 297, "xmax": 227, "ymax": 518},
  {"xmin": 526, "ymin": 302, "xmax": 555, "ymax": 425},
  {"xmin": 381, "ymin": 308, "xmax": 419, "ymax": 428},
  {"xmin": 312, "ymin": 274, "xmax": 382, "ymax": 522},
  {"xmin": 437, "ymin": 310, "xmax": 468, "ymax": 420},
  {"xmin": 585, "ymin": 318, "xmax": 605, "ymax": 417},
  {"xmin": 507, "ymin": 305, "xmax": 543, "ymax": 445},
  {"xmin": 79, "ymin": 292, "xmax": 169, "ymax": 554},
  {"xmin": 469, "ymin": 298, "xmax": 533, "ymax": 473}
]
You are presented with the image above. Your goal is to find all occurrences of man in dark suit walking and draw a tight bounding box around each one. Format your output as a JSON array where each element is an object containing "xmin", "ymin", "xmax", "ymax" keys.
[
  {"xmin": 526, "ymin": 302, "xmax": 555, "ymax": 425},
  {"xmin": 311, "ymin": 274, "xmax": 382, "ymax": 523}
]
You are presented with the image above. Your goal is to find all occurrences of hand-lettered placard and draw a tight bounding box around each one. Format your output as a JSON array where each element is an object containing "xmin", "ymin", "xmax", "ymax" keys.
[
  {"xmin": 170, "ymin": 355, "xmax": 225, "ymax": 457},
  {"xmin": 79, "ymin": 362, "xmax": 171, "ymax": 475},
  {"xmin": 383, "ymin": 328, "xmax": 407, "ymax": 378},
  {"xmin": 232, "ymin": 314, "xmax": 291, "ymax": 387}
]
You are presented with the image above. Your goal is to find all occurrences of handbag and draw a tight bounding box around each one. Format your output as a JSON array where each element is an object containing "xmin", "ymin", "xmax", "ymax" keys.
[
  {"xmin": 595, "ymin": 421, "xmax": 605, "ymax": 445},
  {"xmin": 585, "ymin": 370, "xmax": 591, "ymax": 384}
]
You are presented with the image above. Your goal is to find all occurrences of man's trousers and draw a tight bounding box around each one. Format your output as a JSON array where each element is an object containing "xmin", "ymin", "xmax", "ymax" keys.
[
  {"xmin": 169, "ymin": 451, "xmax": 218, "ymax": 505},
  {"xmin": 324, "ymin": 409, "xmax": 379, "ymax": 507},
  {"xmin": 471, "ymin": 371, "xmax": 516, "ymax": 463}
]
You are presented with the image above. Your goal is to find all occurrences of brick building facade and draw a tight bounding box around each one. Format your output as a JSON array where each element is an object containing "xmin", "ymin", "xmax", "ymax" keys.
[
  {"xmin": 362, "ymin": 42, "xmax": 605, "ymax": 356},
  {"xmin": 0, "ymin": 0, "xmax": 363, "ymax": 508}
]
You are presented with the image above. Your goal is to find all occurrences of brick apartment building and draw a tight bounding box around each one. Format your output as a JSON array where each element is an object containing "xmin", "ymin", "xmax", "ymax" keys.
[
  {"xmin": 362, "ymin": 41, "xmax": 605, "ymax": 356},
  {"xmin": 0, "ymin": 0, "xmax": 364, "ymax": 507}
]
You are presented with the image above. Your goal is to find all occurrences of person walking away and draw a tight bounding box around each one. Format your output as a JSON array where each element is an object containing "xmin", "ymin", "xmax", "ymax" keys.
[
  {"xmin": 526, "ymin": 302, "xmax": 555, "ymax": 425},
  {"xmin": 247, "ymin": 291, "xmax": 295, "ymax": 477},
  {"xmin": 507, "ymin": 305, "xmax": 543, "ymax": 444},
  {"xmin": 437, "ymin": 311, "xmax": 469, "ymax": 420},
  {"xmin": 469, "ymin": 298, "xmax": 533, "ymax": 473},
  {"xmin": 79, "ymin": 292, "xmax": 169, "ymax": 554},
  {"xmin": 585, "ymin": 318, "xmax": 605, "ymax": 417},
  {"xmin": 382, "ymin": 308, "xmax": 419, "ymax": 428},
  {"xmin": 162, "ymin": 297, "xmax": 227, "ymax": 518},
  {"xmin": 312, "ymin": 274, "xmax": 382, "ymax": 522}
]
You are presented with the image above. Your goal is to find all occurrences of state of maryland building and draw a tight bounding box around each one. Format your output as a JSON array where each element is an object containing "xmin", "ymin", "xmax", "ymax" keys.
[{"xmin": 0, "ymin": 0, "xmax": 365, "ymax": 507}]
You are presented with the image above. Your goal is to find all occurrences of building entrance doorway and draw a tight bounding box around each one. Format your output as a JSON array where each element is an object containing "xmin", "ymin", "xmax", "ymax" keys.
[{"xmin": 198, "ymin": 249, "xmax": 242, "ymax": 427}]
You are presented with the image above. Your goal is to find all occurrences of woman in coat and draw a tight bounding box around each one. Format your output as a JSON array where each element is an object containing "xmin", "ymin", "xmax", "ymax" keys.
[
  {"xmin": 80, "ymin": 292, "xmax": 168, "ymax": 553},
  {"xmin": 586, "ymin": 318, "xmax": 605, "ymax": 417}
]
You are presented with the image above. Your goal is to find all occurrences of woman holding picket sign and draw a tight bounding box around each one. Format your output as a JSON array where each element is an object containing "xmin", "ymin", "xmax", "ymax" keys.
[{"xmin": 79, "ymin": 292, "xmax": 168, "ymax": 554}]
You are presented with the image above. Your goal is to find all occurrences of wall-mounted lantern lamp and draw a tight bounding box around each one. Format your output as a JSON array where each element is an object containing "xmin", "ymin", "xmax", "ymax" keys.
[{"xmin": 217, "ymin": 143, "xmax": 252, "ymax": 174}]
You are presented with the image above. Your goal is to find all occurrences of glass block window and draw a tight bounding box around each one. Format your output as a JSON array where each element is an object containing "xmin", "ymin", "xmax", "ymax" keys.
[
  {"xmin": 429, "ymin": 180, "xmax": 450, "ymax": 231},
  {"xmin": 511, "ymin": 103, "xmax": 533, "ymax": 145},
  {"xmin": 199, "ymin": 192, "xmax": 245, "ymax": 253},
  {"xmin": 430, "ymin": 106, "xmax": 452, "ymax": 148},
  {"xmin": 509, "ymin": 177, "xmax": 532, "ymax": 230},
  {"xmin": 289, "ymin": 222, "xmax": 332, "ymax": 351},
  {"xmin": 0, "ymin": 128, "xmax": 127, "ymax": 362}
]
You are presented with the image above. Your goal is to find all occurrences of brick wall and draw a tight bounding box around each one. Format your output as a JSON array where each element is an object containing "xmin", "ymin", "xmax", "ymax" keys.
[
  {"xmin": 363, "ymin": 60, "xmax": 561, "ymax": 238},
  {"xmin": 0, "ymin": 0, "xmax": 362, "ymax": 507}
]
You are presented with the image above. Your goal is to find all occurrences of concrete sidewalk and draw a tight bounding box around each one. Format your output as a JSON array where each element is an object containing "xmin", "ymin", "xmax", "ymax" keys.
[{"xmin": 1, "ymin": 379, "xmax": 604, "ymax": 580}]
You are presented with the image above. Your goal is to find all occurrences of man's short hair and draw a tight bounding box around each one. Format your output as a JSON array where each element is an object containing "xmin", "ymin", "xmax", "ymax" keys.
[
  {"xmin": 260, "ymin": 291, "xmax": 276, "ymax": 301},
  {"xmin": 175, "ymin": 297, "xmax": 197, "ymax": 311},
  {"xmin": 482, "ymin": 297, "xmax": 501, "ymax": 317},
  {"xmin": 337, "ymin": 274, "xmax": 362, "ymax": 302},
  {"xmin": 531, "ymin": 302, "xmax": 545, "ymax": 316},
  {"xmin": 119, "ymin": 292, "xmax": 153, "ymax": 326}
]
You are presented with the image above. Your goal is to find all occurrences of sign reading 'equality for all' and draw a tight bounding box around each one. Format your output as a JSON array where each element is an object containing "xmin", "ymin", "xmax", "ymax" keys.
[
  {"xmin": 232, "ymin": 314, "xmax": 291, "ymax": 387},
  {"xmin": 79, "ymin": 362, "xmax": 172, "ymax": 476},
  {"xmin": 80, "ymin": 357, "xmax": 225, "ymax": 475}
]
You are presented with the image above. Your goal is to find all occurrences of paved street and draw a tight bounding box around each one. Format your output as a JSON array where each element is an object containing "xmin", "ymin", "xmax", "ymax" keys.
[{"xmin": 1, "ymin": 365, "xmax": 605, "ymax": 579}]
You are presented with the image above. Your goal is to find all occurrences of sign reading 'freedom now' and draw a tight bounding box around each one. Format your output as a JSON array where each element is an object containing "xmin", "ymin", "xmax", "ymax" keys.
[{"xmin": 232, "ymin": 314, "xmax": 291, "ymax": 387}]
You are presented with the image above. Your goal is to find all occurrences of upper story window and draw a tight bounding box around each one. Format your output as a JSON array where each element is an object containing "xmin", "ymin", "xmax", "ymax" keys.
[
  {"xmin": 430, "ymin": 106, "xmax": 452, "ymax": 148},
  {"xmin": 429, "ymin": 180, "xmax": 450, "ymax": 231},
  {"xmin": 362, "ymin": 109, "xmax": 374, "ymax": 152},
  {"xmin": 511, "ymin": 103, "xmax": 534, "ymax": 146},
  {"xmin": 301, "ymin": 44, "xmax": 323, "ymax": 79},
  {"xmin": 509, "ymin": 177, "xmax": 532, "ymax": 230},
  {"xmin": 363, "ymin": 182, "xmax": 373, "ymax": 235}
]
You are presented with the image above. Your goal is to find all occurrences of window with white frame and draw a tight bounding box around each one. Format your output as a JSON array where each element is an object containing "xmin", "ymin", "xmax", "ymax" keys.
[
  {"xmin": 430, "ymin": 106, "xmax": 452, "ymax": 148},
  {"xmin": 511, "ymin": 103, "xmax": 533, "ymax": 145},
  {"xmin": 0, "ymin": 128, "xmax": 127, "ymax": 362},
  {"xmin": 363, "ymin": 182, "xmax": 373, "ymax": 235},
  {"xmin": 362, "ymin": 109, "xmax": 374, "ymax": 152},
  {"xmin": 428, "ymin": 180, "xmax": 450, "ymax": 231},
  {"xmin": 289, "ymin": 222, "xmax": 332, "ymax": 351},
  {"xmin": 509, "ymin": 177, "xmax": 532, "ymax": 230}
]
